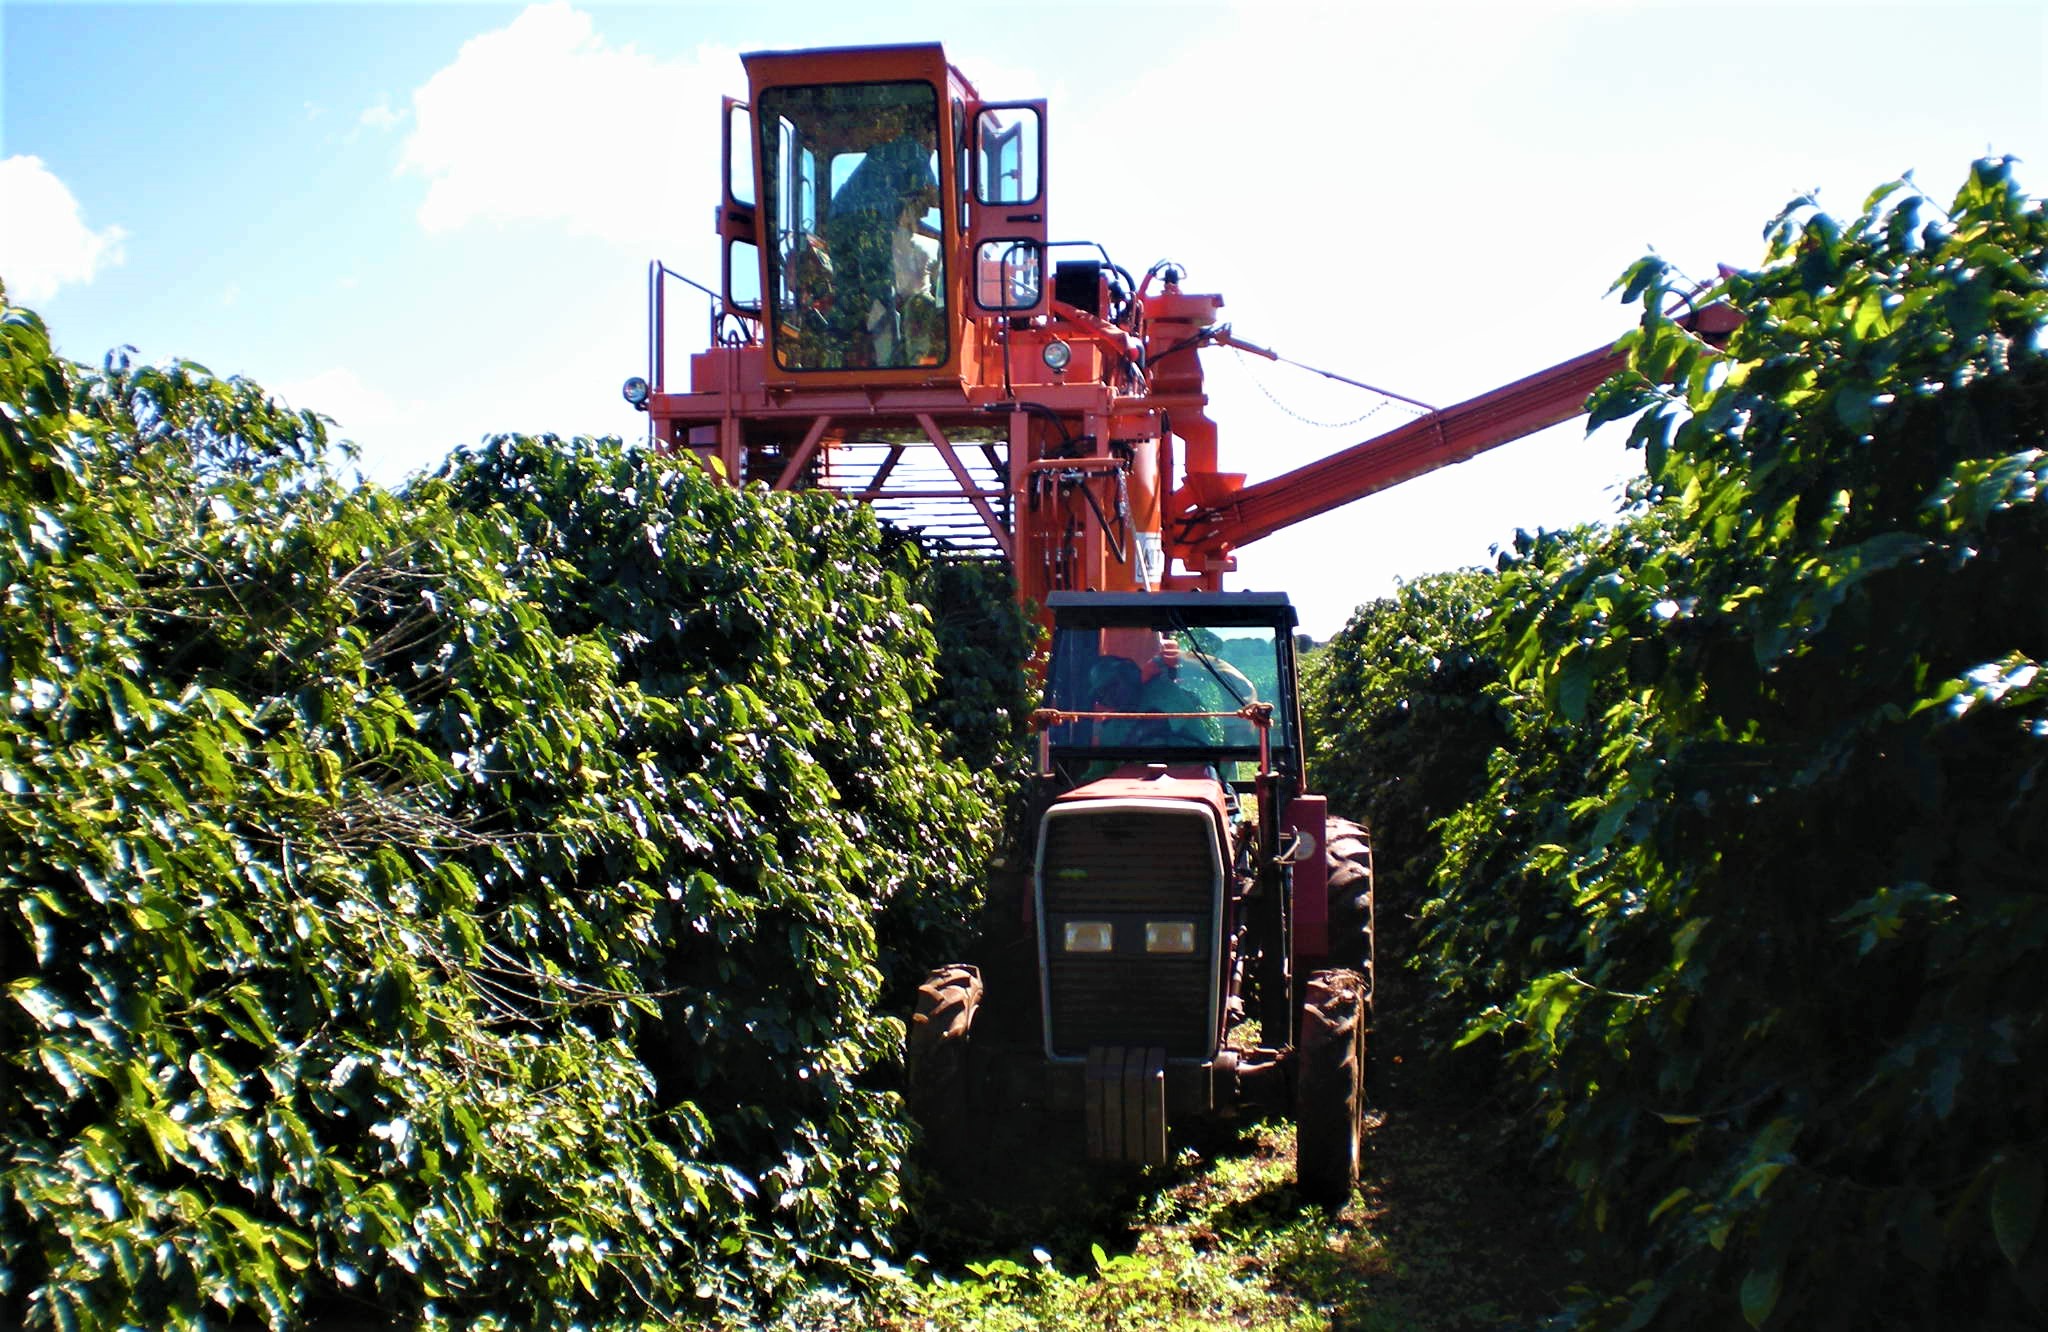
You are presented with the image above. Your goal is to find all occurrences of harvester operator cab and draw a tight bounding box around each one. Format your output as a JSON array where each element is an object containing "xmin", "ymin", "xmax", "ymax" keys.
[
  {"xmin": 760, "ymin": 80, "xmax": 947, "ymax": 371},
  {"xmin": 719, "ymin": 44, "xmax": 1054, "ymax": 391}
]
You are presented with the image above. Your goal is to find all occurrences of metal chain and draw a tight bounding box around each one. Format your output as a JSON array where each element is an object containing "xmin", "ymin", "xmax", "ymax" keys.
[{"xmin": 1229, "ymin": 345, "xmax": 1429, "ymax": 429}]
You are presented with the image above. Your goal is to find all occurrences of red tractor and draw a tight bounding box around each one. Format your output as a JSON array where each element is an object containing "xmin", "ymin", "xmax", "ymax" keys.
[
  {"xmin": 625, "ymin": 41, "xmax": 1707, "ymax": 1201},
  {"xmin": 916, "ymin": 588, "xmax": 1378, "ymax": 1202}
]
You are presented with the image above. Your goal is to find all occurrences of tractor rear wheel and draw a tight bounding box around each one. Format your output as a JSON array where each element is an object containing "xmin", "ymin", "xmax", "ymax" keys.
[
  {"xmin": 1294, "ymin": 967, "xmax": 1367, "ymax": 1207},
  {"xmin": 907, "ymin": 964, "xmax": 983, "ymax": 1163},
  {"xmin": 1324, "ymin": 817, "xmax": 1375, "ymax": 991}
]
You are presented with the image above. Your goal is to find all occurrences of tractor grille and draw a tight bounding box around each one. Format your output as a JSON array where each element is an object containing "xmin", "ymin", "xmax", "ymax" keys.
[
  {"xmin": 1045, "ymin": 955, "xmax": 1212, "ymax": 1056},
  {"xmin": 1040, "ymin": 809, "xmax": 1218, "ymax": 913},
  {"xmin": 1038, "ymin": 803, "xmax": 1223, "ymax": 1059}
]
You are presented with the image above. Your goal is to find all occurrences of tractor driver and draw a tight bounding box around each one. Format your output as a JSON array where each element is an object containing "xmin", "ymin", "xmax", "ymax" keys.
[{"xmin": 1087, "ymin": 644, "xmax": 1225, "ymax": 749}]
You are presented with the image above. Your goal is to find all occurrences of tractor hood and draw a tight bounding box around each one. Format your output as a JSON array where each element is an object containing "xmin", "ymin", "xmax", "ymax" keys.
[{"xmin": 1057, "ymin": 763, "xmax": 1229, "ymax": 822}]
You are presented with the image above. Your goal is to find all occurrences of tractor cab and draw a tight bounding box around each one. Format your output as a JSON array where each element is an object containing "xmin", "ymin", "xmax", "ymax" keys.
[{"xmin": 1036, "ymin": 591, "xmax": 1304, "ymax": 790}]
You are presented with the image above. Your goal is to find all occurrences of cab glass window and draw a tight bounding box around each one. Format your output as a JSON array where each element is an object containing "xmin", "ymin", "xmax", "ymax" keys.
[
  {"xmin": 954, "ymin": 100, "xmax": 969, "ymax": 232},
  {"xmin": 1043, "ymin": 622, "xmax": 1286, "ymax": 753},
  {"xmin": 975, "ymin": 239, "xmax": 1041, "ymax": 310},
  {"xmin": 726, "ymin": 102, "xmax": 754, "ymax": 207},
  {"xmin": 976, "ymin": 106, "xmax": 1040, "ymax": 205},
  {"xmin": 726, "ymin": 238, "xmax": 761, "ymax": 312},
  {"xmin": 759, "ymin": 81, "xmax": 949, "ymax": 371}
]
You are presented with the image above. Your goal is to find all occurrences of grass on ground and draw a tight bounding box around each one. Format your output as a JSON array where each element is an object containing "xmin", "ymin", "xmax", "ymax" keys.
[{"xmin": 764, "ymin": 1077, "xmax": 1588, "ymax": 1332}]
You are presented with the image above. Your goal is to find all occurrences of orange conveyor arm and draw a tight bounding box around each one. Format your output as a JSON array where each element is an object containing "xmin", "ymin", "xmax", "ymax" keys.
[
  {"xmin": 1173, "ymin": 303, "xmax": 1737, "ymax": 559},
  {"xmin": 1173, "ymin": 341, "xmax": 1628, "ymax": 557}
]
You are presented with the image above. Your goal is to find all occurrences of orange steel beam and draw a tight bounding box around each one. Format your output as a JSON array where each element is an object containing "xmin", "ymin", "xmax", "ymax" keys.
[
  {"xmin": 774, "ymin": 415, "xmax": 834, "ymax": 490},
  {"xmin": 918, "ymin": 413, "xmax": 1015, "ymax": 560},
  {"xmin": 1176, "ymin": 342, "xmax": 1626, "ymax": 556},
  {"xmin": 858, "ymin": 446, "xmax": 907, "ymax": 501}
]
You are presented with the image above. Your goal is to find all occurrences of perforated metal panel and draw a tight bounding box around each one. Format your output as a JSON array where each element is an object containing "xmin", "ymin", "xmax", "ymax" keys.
[{"xmin": 1036, "ymin": 801, "xmax": 1224, "ymax": 1060}]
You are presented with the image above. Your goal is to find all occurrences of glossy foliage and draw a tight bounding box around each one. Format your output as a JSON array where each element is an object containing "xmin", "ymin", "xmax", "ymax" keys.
[
  {"xmin": 1304, "ymin": 567, "xmax": 1507, "ymax": 919},
  {"xmin": 1309, "ymin": 161, "xmax": 2048, "ymax": 1329},
  {"xmin": 0, "ymin": 289, "xmax": 1004, "ymax": 1329}
]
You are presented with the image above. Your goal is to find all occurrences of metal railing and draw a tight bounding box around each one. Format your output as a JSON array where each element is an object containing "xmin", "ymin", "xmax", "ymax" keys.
[
  {"xmin": 646, "ymin": 261, "xmax": 756, "ymax": 399},
  {"xmin": 1029, "ymin": 702, "xmax": 1275, "ymax": 777}
]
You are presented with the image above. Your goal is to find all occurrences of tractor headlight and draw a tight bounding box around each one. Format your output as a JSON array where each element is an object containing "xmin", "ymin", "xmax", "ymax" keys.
[
  {"xmin": 1062, "ymin": 921, "xmax": 1114, "ymax": 953},
  {"xmin": 621, "ymin": 376, "xmax": 651, "ymax": 408},
  {"xmin": 1042, "ymin": 339, "xmax": 1072, "ymax": 373},
  {"xmin": 1145, "ymin": 922, "xmax": 1197, "ymax": 954}
]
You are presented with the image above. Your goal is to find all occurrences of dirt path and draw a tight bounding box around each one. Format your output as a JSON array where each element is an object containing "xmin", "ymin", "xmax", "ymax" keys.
[
  {"xmin": 1338, "ymin": 1052, "xmax": 1590, "ymax": 1328},
  {"xmin": 873, "ymin": 1000, "xmax": 1594, "ymax": 1332}
]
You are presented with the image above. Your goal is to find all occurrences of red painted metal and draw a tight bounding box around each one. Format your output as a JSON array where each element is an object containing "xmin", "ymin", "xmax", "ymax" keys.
[
  {"xmin": 1054, "ymin": 765, "xmax": 1230, "ymax": 822},
  {"xmin": 774, "ymin": 415, "xmax": 834, "ymax": 490},
  {"xmin": 1284, "ymin": 794, "xmax": 1329, "ymax": 959},
  {"xmin": 636, "ymin": 42, "xmax": 1706, "ymax": 622},
  {"xmin": 1173, "ymin": 342, "xmax": 1627, "ymax": 564},
  {"xmin": 919, "ymin": 413, "xmax": 1014, "ymax": 559}
]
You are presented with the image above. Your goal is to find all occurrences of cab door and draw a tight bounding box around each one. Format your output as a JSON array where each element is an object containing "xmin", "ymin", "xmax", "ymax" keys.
[
  {"xmin": 968, "ymin": 101, "xmax": 1049, "ymax": 318},
  {"xmin": 718, "ymin": 97, "xmax": 763, "ymax": 315}
]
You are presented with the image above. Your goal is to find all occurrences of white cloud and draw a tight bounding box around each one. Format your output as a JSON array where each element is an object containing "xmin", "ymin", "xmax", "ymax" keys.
[
  {"xmin": 271, "ymin": 367, "xmax": 435, "ymax": 484},
  {"xmin": 397, "ymin": 3, "xmax": 737, "ymax": 256},
  {"xmin": 0, "ymin": 156, "xmax": 127, "ymax": 304},
  {"xmin": 359, "ymin": 97, "xmax": 407, "ymax": 133}
]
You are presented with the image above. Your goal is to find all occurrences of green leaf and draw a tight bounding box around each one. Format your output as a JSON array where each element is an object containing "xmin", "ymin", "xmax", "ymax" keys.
[
  {"xmin": 1861, "ymin": 177, "xmax": 1907, "ymax": 213},
  {"xmin": 1832, "ymin": 387, "xmax": 1875, "ymax": 436},
  {"xmin": 1554, "ymin": 652, "xmax": 1591, "ymax": 723},
  {"xmin": 187, "ymin": 727, "xmax": 235, "ymax": 797},
  {"xmin": 1739, "ymin": 1265, "xmax": 1782, "ymax": 1328},
  {"xmin": 1648, "ymin": 1186, "xmax": 1693, "ymax": 1223},
  {"xmin": 1533, "ymin": 975, "xmax": 1574, "ymax": 1041},
  {"xmin": 214, "ymin": 909, "xmax": 260, "ymax": 961},
  {"xmin": 1992, "ymin": 1156, "xmax": 2043, "ymax": 1267},
  {"xmin": 10, "ymin": 978, "xmax": 73, "ymax": 1028},
  {"xmin": 135, "ymin": 1104, "xmax": 191, "ymax": 1166},
  {"xmin": 205, "ymin": 685, "xmax": 255, "ymax": 724},
  {"xmin": 1733, "ymin": 1161, "xmax": 1785, "ymax": 1200}
]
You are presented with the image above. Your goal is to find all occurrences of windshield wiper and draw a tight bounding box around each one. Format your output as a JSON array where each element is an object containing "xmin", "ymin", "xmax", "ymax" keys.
[{"xmin": 1166, "ymin": 613, "xmax": 1250, "ymax": 710}]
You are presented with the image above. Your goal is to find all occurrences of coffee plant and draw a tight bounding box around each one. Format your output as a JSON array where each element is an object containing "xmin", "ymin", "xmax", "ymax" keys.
[
  {"xmin": 1305, "ymin": 566, "xmax": 1507, "ymax": 920},
  {"xmin": 1309, "ymin": 158, "xmax": 2047, "ymax": 1329},
  {"xmin": 0, "ymin": 284, "xmax": 1007, "ymax": 1329}
]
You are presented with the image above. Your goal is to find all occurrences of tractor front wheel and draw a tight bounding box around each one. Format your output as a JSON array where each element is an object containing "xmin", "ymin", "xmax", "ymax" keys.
[
  {"xmin": 907, "ymin": 963, "xmax": 983, "ymax": 1164},
  {"xmin": 1294, "ymin": 967, "xmax": 1367, "ymax": 1207}
]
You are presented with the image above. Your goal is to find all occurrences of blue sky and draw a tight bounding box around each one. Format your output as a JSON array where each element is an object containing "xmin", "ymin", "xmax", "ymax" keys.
[{"xmin": 4, "ymin": 0, "xmax": 2044, "ymax": 636}]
